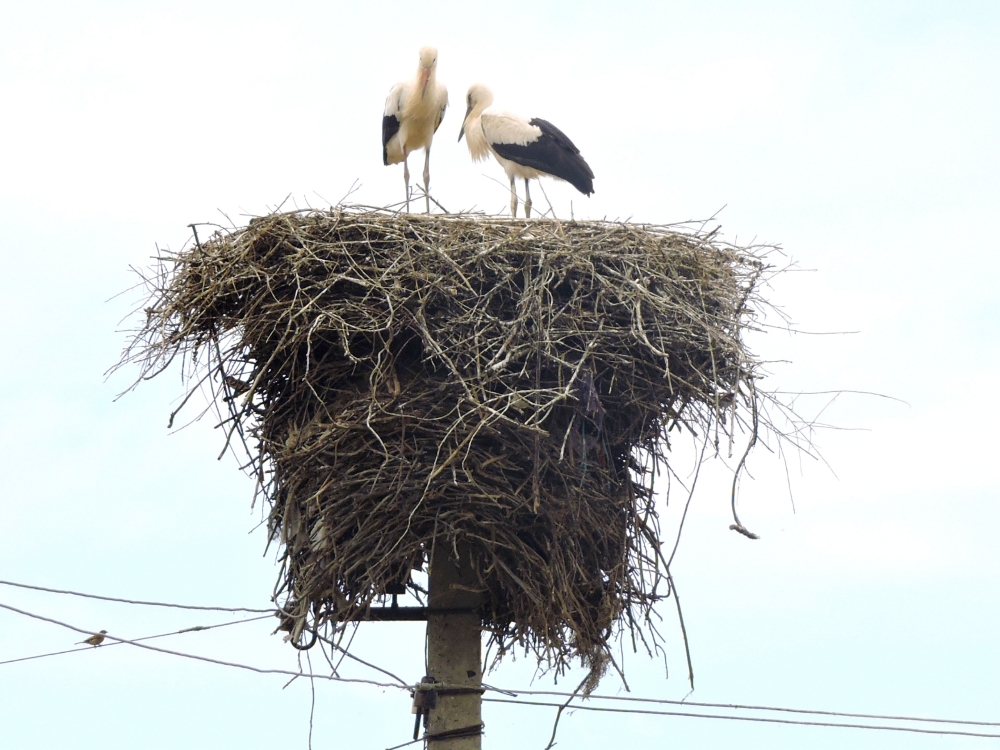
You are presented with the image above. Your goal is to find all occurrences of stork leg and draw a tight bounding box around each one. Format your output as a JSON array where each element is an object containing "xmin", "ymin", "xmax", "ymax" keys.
[
  {"xmin": 509, "ymin": 176, "xmax": 518, "ymax": 218},
  {"xmin": 524, "ymin": 179, "xmax": 532, "ymax": 218},
  {"xmin": 403, "ymin": 156, "xmax": 411, "ymax": 212},
  {"xmin": 423, "ymin": 147, "xmax": 432, "ymax": 213}
]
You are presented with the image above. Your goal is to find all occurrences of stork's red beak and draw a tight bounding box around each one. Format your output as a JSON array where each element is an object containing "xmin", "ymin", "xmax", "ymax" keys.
[{"xmin": 420, "ymin": 68, "xmax": 430, "ymax": 99}]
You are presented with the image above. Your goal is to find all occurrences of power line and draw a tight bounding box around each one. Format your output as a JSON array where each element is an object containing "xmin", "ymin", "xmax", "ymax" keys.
[
  {"xmin": 0, "ymin": 601, "xmax": 406, "ymax": 691},
  {"xmin": 0, "ymin": 614, "xmax": 272, "ymax": 667},
  {"xmin": 5, "ymin": 597, "xmax": 998, "ymax": 742},
  {"xmin": 482, "ymin": 698, "xmax": 1000, "ymax": 740},
  {"xmin": 500, "ymin": 688, "xmax": 1000, "ymax": 729},
  {"xmin": 316, "ymin": 632, "xmax": 409, "ymax": 687},
  {"xmin": 0, "ymin": 578, "xmax": 274, "ymax": 613},
  {"xmin": 0, "ymin": 577, "xmax": 406, "ymax": 686}
]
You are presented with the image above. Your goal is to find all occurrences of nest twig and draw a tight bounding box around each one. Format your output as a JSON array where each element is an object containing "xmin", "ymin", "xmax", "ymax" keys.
[{"xmin": 120, "ymin": 205, "xmax": 780, "ymax": 680}]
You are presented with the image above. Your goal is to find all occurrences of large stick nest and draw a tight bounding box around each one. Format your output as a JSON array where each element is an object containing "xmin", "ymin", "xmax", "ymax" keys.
[{"xmin": 122, "ymin": 206, "xmax": 774, "ymax": 677}]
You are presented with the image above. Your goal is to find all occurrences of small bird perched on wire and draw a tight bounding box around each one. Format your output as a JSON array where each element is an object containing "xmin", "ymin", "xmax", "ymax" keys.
[
  {"xmin": 459, "ymin": 83, "xmax": 594, "ymax": 218},
  {"xmin": 77, "ymin": 630, "xmax": 108, "ymax": 647},
  {"xmin": 382, "ymin": 46, "xmax": 449, "ymax": 213}
]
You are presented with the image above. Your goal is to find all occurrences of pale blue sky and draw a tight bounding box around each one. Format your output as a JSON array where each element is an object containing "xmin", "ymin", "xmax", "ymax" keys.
[{"xmin": 1, "ymin": 2, "xmax": 999, "ymax": 748}]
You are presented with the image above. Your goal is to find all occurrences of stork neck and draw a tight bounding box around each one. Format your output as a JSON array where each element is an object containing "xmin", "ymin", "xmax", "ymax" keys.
[{"xmin": 463, "ymin": 113, "xmax": 492, "ymax": 162}]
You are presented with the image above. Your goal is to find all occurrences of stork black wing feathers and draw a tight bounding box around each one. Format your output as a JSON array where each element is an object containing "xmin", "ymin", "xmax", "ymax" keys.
[
  {"xmin": 382, "ymin": 114, "xmax": 401, "ymax": 166},
  {"xmin": 491, "ymin": 118, "xmax": 595, "ymax": 196}
]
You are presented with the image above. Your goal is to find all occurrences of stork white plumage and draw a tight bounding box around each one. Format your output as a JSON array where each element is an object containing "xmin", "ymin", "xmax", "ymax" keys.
[
  {"xmin": 382, "ymin": 47, "xmax": 448, "ymax": 213},
  {"xmin": 459, "ymin": 83, "xmax": 594, "ymax": 218}
]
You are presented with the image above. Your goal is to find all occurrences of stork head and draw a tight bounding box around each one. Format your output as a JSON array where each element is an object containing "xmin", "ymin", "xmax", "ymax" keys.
[
  {"xmin": 418, "ymin": 46, "xmax": 438, "ymax": 70},
  {"xmin": 418, "ymin": 46, "xmax": 438, "ymax": 97},
  {"xmin": 458, "ymin": 83, "xmax": 494, "ymax": 142}
]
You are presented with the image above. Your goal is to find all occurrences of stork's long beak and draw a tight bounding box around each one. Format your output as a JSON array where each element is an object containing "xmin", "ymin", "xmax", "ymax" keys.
[
  {"xmin": 458, "ymin": 104, "xmax": 473, "ymax": 142},
  {"xmin": 420, "ymin": 68, "xmax": 430, "ymax": 99}
]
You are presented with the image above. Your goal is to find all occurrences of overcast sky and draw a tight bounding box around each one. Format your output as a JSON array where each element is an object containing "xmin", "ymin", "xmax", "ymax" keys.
[{"xmin": 2, "ymin": 2, "xmax": 999, "ymax": 748}]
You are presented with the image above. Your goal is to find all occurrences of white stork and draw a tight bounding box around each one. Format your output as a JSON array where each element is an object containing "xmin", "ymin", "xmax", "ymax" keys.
[
  {"xmin": 458, "ymin": 83, "xmax": 594, "ymax": 218},
  {"xmin": 382, "ymin": 46, "xmax": 448, "ymax": 213}
]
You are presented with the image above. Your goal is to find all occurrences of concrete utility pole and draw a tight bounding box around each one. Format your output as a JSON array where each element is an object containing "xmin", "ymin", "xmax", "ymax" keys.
[{"xmin": 425, "ymin": 540, "xmax": 483, "ymax": 749}]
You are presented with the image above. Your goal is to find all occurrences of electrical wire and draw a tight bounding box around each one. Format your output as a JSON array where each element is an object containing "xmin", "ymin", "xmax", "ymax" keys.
[
  {"xmin": 316, "ymin": 632, "xmax": 409, "ymax": 687},
  {"xmin": 495, "ymin": 688, "xmax": 1000, "ymax": 729},
  {"xmin": 482, "ymin": 698, "xmax": 1000, "ymax": 740},
  {"xmin": 0, "ymin": 614, "xmax": 273, "ymax": 667},
  {"xmin": 4, "ymin": 593, "xmax": 998, "ymax": 741},
  {"xmin": 0, "ymin": 578, "xmax": 274, "ymax": 613},
  {"xmin": 0, "ymin": 601, "xmax": 406, "ymax": 691}
]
